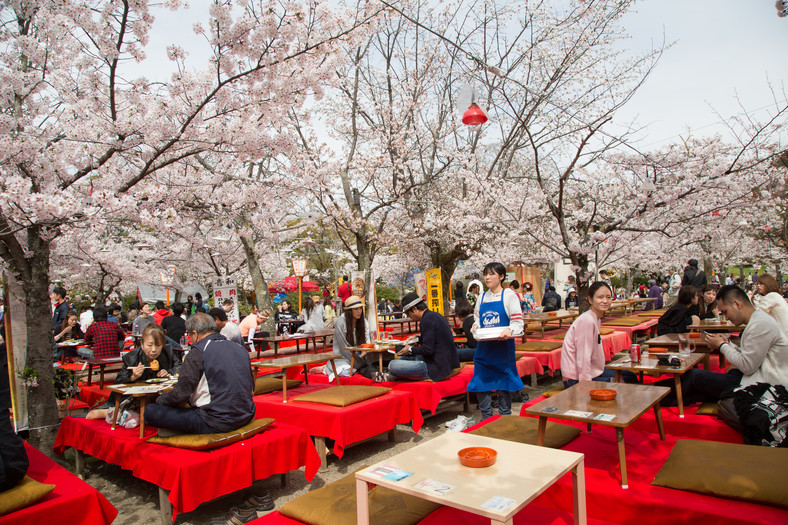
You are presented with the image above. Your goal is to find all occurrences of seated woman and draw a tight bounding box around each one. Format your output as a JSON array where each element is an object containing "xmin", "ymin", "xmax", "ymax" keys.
[
  {"xmin": 561, "ymin": 281, "xmax": 637, "ymax": 387},
  {"xmin": 115, "ymin": 324, "xmax": 177, "ymax": 384},
  {"xmin": 699, "ymin": 284, "xmax": 720, "ymax": 320},
  {"xmin": 329, "ymin": 296, "xmax": 371, "ymax": 378},
  {"xmin": 754, "ymin": 274, "xmax": 788, "ymax": 333},
  {"xmin": 564, "ymin": 288, "xmax": 579, "ymax": 309},
  {"xmin": 454, "ymin": 301, "xmax": 477, "ymax": 362},
  {"xmin": 656, "ymin": 285, "xmax": 701, "ymax": 336},
  {"xmin": 296, "ymin": 297, "xmax": 325, "ymax": 333},
  {"xmin": 55, "ymin": 310, "xmax": 84, "ymax": 342},
  {"xmin": 275, "ymin": 300, "xmax": 299, "ymax": 334}
]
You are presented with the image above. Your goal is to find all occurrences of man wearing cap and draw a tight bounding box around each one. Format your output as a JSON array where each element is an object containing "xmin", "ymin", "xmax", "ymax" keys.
[
  {"xmin": 666, "ymin": 266, "xmax": 681, "ymax": 307},
  {"xmin": 389, "ymin": 292, "xmax": 460, "ymax": 381}
]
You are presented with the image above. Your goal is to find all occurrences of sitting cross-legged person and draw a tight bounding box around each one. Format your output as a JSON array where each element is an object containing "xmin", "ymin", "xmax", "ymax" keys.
[
  {"xmin": 145, "ymin": 313, "xmax": 255, "ymax": 435},
  {"xmin": 115, "ymin": 324, "xmax": 177, "ymax": 384},
  {"xmin": 658, "ymin": 285, "xmax": 788, "ymax": 408},
  {"xmin": 80, "ymin": 306, "xmax": 125, "ymax": 360}
]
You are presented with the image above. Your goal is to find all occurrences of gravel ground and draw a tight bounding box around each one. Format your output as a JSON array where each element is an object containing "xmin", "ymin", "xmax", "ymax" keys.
[{"xmin": 57, "ymin": 375, "xmax": 564, "ymax": 524}]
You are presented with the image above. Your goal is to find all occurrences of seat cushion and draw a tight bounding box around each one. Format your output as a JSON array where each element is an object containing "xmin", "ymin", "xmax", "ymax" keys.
[
  {"xmin": 294, "ymin": 385, "xmax": 390, "ymax": 407},
  {"xmin": 148, "ymin": 418, "xmax": 275, "ymax": 450},
  {"xmin": 0, "ymin": 476, "xmax": 56, "ymax": 516},
  {"xmin": 468, "ymin": 415, "xmax": 580, "ymax": 449},
  {"xmin": 515, "ymin": 341, "xmax": 562, "ymax": 352},
  {"xmin": 552, "ymin": 327, "xmax": 615, "ymax": 340},
  {"xmin": 424, "ymin": 367, "xmax": 462, "ymax": 383},
  {"xmin": 695, "ymin": 402, "xmax": 719, "ymax": 415},
  {"xmin": 254, "ymin": 377, "xmax": 303, "ymax": 396},
  {"xmin": 279, "ymin": 467, "xmax": 440, "ymax": 525},
  {"xmin": 602, "ymin": 317, "xmax": 644, "ymax": 327},
  {"xmin": 652, "ymin": 439, "xmax": 788, "ymax": 508}
]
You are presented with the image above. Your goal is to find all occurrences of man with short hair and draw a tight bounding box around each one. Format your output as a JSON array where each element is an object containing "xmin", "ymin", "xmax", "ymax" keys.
[
  {"xmin": 81, "ymin": 307, "xmax": 125, "ymax": 360},
  {"xmin": 209, "ymin": 307, "xmax": 244, "ymax": 346},
  {"xmin": 51, "ymin": 286, "xmax": 69, "ymax": 334},
  {"xmin": 153, "ymin": 300, "xmax": 170, "ymax": 325},
  {"xmin": 389, "ymin": 292, "xmax": 459, "ymax": 381},
  {"xmin": 666, "ymin": 266, "xmax": 681, "ymax": 307},
  {"xmin": 222, "ymin": 298, "xmax": 234, "ymax": 314},
  {"xmin": 145, "ymin": 313, "xmax": 255, "ymax": 435},
  {"xmin": 541, "ymin": 286, "xmax": 561, "ymax": 312},
  {"xmin": 337, "ymin": 276, "xmax": 352, "ymax": 312},
  {"xmin": 660, "ymin": 285, "xmax": 788, "ymax": 406},
  {"xmin": 161, "ymin": 303, "xmax": 186, "ymax": 343}
]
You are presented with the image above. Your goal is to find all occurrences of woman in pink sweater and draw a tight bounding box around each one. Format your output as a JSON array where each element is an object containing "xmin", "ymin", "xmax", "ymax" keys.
[{"xmin": 561, "ymin": 281, "xmax": 637, "ymax": 388}]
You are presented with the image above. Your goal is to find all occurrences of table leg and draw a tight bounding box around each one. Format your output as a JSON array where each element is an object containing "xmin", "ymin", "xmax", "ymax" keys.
[
  {"xmin": 99, "ymin": 365, "xmax": 106, "ymax": 389},
  {"xmin": 540, "ymin": 323, "xmax": 545, "ymax": 339},
  {"xmin": 572, "ymin": 459, "xmax": 587, "ymax": 525},
  {"xmin": 614, "ymin": 370, "xmax": 622, "ymax": 383},
  {"xmin": 315, "ymin": 436, "xmax": 328, "ymax": 471},
  {"xmin": 329, "ymin": 358, "xmax": 340, "ymax": 386},
  {"xmin": 491, "ymin": 519, "xmax": 514, "ymax": 525},
  {"xmin": 74, "ymin": 449, "xmax": 85, "ymax": 479},
  {"xmin": 464, "ymin": 392, "xmax": 471, "ymax": 412},
  {"xmin": 280, "ymin": 472, "xmax": 289, "ymax": 488},
  {"xmin": 274, "ymin": 342, "xmax": 279, "ymax": 358},
  {"xmin": 536, "ymin": 416, "xmax": 547, "ymax": 446},
  {"xmin": 586, "ymin": 423, "xmax": 592, "ymax": 433},
  {"xmin": 158, "ymin": 487, "xmax": 172, "ymax": 525},
  {"xmin": 139, "ymin": 397, "xmax": 147, "ymax": 438},
  {"xmin": 653, "ymin": 404, "xmax": 666, "ymax": 440},
  {"xmin": 356, "ymin": 479, "xmax": 371, "ymax": 525},
  {"xmin": 378, "ymin": 354, "xmax": 383, "ymax": 373},
  {"xmin": 87, "ymin": 365, "xmax": 93, "ymax": 386},
  {"xmin": 388, "ymin": 427, "xmax": 397, "ymax": 442},
  {"xmin": 703, "ymin": 354, "xmax": 711, "ymax": 370},
  {"xmin": 282, "ymin": 374, "xmax": 288, "ymax": 403},
  {"xmin": 111, "ymin": 395, "xmax": 122, "ymax": 430},
  {"xmin": 616, "ymin": 428, "xmax": 628, "ymax": 489},
  {"xmin": 674, "ymin": 375, "xmax": 685, "ymax": 418},
  {"xmin": 530, "ymin": 372, "xmax": 537, "ymax": 389}
]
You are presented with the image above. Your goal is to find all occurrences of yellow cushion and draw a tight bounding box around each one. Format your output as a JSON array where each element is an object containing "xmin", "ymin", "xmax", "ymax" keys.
[
  {"xmin": 254, "ymin": 377, "xmax": 303, "ymax": 395},
  {"xmin": 652, "ymin": 439, "xmax": 788, "ymax": 508},
  {"xmin": 294, "ymin": 386, "xmax": 390, "ymax": 407},
  {"xmin": 148, "ymin": 418, "xmax": 275, "ymax": 450},
  {"xmin": 515, "ymin": 341, "xmax": 562, "ymax": 352},
  {"xmin": 602, "ymin": 317, "xmax": 644, "ymax": 327},
  {"xmin": 279, "ymin": 467, "xmax": 440, "ymax": 525},
  {"xmin": 696, "ymin": 402, "xmax": 719, "ymax": 416},
  {"xmin": 0, "ymin": 476, "xmax": 56, "ymax": 516},
  {"xmin": 423, "ymin": 367, "xmax": 462, "ymax": 383},
  {"xmin": 525, "ymin": 323, "xmax": 561, "ymax": 332},
  {"xmin": 552, "ymin": 327, "xmax": 615, "ymax": 340},
  {"xmin": 468, "ymin": 415, "xmax": 580, "ymax": 449}
]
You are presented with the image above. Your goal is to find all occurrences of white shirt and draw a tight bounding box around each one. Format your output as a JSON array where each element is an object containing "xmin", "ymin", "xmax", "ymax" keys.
[
  {"xmin": 472, "ymin": 288, "xmax": 524, "ymax": 333},
  {"xmin": 754, "ymin": 292, "xmax": 788, "ymax": 335}
]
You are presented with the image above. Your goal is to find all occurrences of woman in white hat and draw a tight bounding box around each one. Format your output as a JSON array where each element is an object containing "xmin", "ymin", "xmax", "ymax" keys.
[{"xmin": 330, "ymin": 296, "xmax": 370, "ymax": 377}]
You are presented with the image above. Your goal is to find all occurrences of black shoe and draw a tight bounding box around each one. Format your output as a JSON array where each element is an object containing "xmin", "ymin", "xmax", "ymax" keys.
[
  {"xmin": 209, "ymin": 506, "xmax": 257, "ymax": 525},
  {"xmin": 241, "ymin": 492, "xmax": 275, "ymax": 511},
  {"xmin": 511, "ymin": 391, "xmax": 529, "ymax": 403}
]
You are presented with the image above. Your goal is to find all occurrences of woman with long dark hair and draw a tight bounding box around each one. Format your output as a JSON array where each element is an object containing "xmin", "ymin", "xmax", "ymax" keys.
[
  {"xmin": 297, "ymin": 296, "xmax": 325, "ymax": 332},
  {"xmin": 699, "ymin": 284, "xmax": 719, "ymax": 320},
  {"xmin": 331, "ymin": 296, "xmax": 370, "ymax": 376},
  {"xmin": 657, "ymin": 285, "xmax": 701, "ymax": 335}
]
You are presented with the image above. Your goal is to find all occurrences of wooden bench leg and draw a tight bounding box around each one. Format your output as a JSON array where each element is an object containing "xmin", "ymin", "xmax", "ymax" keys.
[
  {"xmin": 315, "ymin": 436, "xmax": 328, "ymax": 471},
  {"xmin": 464, "ymin": 392, "xmax": 471, "ymax": 412},
  {"xmin": 530, "ymin": 372, "xmax": 537, "ymax": 389},
  {"xmin": 74, "ymin": 449, "xmax": 86, "ymax": 479},
  {"xmin": 388, "ymin": 427, "xmax": 397, "ymax": 442},
  {"xmin": 158, "ymin": 487, "xmax": 172, "ymax": 525}
]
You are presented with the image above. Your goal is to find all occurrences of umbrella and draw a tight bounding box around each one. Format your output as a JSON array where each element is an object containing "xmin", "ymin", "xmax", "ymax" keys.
[{"xmin": 268, "ymin": 276, "xmax": 320, "ymax": 293}]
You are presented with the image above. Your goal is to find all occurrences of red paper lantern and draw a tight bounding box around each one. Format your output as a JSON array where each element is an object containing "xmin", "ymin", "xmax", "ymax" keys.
[{"xmin": 462, "ymin": 104, "xmax": 488, "ymax": 126}]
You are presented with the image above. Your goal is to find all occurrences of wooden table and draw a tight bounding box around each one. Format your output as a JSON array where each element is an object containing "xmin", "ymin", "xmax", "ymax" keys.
[
  {"xmin": 355, "ymin": 431, "xmax": 586, "ymax": 525},
  {"xmin": 346, "ymin": 344, "xmax": 398, "ymax": 374},
  {"xmin": 642, "ymin": 334, "xmax": 721, "ymax": 370},
  {"xmin": 86, "ymin": 357, "xmax": 124, "ymax": 389},
  {"xmin": 687, "ymin": 319, "xmax": 746, "ymax": 332},
  {"xmin": 252, "ymin": 329, "xmax": 333, "ymax": 358},
  {"xmin": 106, "ymin": 380, "xmax": 176, "ymax": 438},
  {"xmin": 525, "ymin": 310, "xmax": 579, "ymax": 339},
  {"xmin": 251, "ymin": 352, "xmax": 340, "ymax": 402},
  {"xmin": 525, "ymin": 381, "xmax": 669, "ymax": 488},
  {"xmin": 379, "ymin": 317, "xmax": 419, "ymax": 334},
  {"xmin": 605, "ymin": 352, "xmax": 705, "ymax": 417}
]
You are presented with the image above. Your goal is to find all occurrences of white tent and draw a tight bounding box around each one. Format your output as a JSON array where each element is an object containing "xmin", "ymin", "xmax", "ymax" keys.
[{"xmin": 136, "ymin": 282, "xmax": 209, "ymax": 304}]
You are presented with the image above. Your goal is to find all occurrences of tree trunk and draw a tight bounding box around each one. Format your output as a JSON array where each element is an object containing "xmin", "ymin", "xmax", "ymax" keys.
[
  {"xmin": 239, "ymin": 235, "xmax": 275, "ymax": 334},
  {"xmin": 572, "ymin": 253, "xmax": 591, "ymax": 314}
]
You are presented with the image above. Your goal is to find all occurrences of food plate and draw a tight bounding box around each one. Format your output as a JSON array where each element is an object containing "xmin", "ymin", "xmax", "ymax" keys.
[
  {"xmin": 589, "ymin": 388, "xmax": 617, "ymax": 401},
  {"xmin": 474, "ymin": 327, "xmax": 524, "ymax": 341},
  {"xmin": 458, "ymin": 447, "xmax": 497, "ymax": 468},
  {"xmin": 146, "ymin": 378, "xmax": 168, "ymax": 384}
]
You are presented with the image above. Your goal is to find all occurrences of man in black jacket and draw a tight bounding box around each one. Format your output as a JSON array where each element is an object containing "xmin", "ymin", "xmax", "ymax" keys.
[
  {"xmin": 389, "ymin": 293, "xmax": 460, "ymax": 381},
  {"xmin": 145, "ymin": 313, "xmax": 255, "ymax": 434},
  {"xmin": 682, "ymin": 258, "xmax": 707, "ymax": 291},
  {"xmin": 541, "ymin": 286, "xmax": 562, "ymax": 312}
]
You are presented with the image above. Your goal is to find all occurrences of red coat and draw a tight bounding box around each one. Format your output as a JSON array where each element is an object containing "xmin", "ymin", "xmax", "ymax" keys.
[
  {"xmin": 337, "ymin": 282, "xmax": 352, "ymax": 302},
  {"xmin": 153, "ymin": 309, "xmax": 170, "ymax": 325}
]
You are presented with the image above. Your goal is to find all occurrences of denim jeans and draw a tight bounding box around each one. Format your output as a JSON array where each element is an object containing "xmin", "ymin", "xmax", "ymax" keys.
[
  {"xmin": 456, "ymin": 347, "xmax": 476, "ymax": 362},
  {"xmin": 144, "ymin": 404, "xmax": 218, "ymax": 434},
  {"xmin": 477, "ymin": 391, "xmax": 513, "ymax": 420},
  {"xmin": 388, "ymin": 356, "xmax": 429, "ymax": 380},
  {"xmin": 77, "ymin": 347, "xmax": 94, "ymax": 359},
  {"xmin": 563, "ymin": 368, "xmax": 638, "ymax": 389}
]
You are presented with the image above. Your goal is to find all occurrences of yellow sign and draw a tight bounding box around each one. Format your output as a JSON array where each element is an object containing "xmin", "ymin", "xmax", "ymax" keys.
[{"xmin": 425, "ymin": 268, "xmax": 444, "ymax": 315}]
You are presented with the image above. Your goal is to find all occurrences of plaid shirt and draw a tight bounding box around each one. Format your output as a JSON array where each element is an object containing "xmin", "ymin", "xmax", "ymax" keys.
[{"xmin": 84, "ymin": 320, "xmax": 125, "ymax": 359}]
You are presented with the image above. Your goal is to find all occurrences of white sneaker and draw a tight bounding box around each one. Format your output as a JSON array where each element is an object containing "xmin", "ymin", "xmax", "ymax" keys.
[{"xmin": 445, "ymin": 415, "xmax": 470, "ymax": 432}]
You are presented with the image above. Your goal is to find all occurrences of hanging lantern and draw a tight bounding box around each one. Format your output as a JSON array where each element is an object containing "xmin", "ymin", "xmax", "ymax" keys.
[{"xmin": 462, "ymin": 104, "xmax": 488, "ymax": 126}]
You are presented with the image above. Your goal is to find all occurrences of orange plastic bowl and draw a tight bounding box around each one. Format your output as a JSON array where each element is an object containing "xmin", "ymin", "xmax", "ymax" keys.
[
  {"xmin": 689, "ymin": 332, "xmax": 701, "ymax": 339},
  {"xmin": 589, "ymin": 388, "xmax": 617, "ymax": 401},
  {"xmin": 360, "ymin": 343, "xmax": 375, "ymax": 348},
  {"xmin": 648, "ymin": 347, "xmax": 669, "ymax": 353},
  {"xmin": 548, "ymin": 312, "xmax": 557, "ymax": 317},
  {"xmin": 458, "ymin": 447, "xmax": 497, "ymax": 468}
]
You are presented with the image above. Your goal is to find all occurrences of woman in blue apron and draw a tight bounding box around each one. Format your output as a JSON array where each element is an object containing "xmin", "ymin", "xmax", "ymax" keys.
[{"xmin": 467, "ymin": 262, "xmax": 524, "ymax": 420}]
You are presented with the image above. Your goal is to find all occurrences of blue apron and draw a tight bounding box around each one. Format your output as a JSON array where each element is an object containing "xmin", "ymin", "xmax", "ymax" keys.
[{"xmin": 467, "ymin": 291, "xmax": 524, "ymax": 392}]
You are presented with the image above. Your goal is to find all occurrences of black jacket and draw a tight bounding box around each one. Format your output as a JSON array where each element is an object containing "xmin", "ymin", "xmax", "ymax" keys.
[
  {"xmin": 115, "ymin": 345, "xmax": 178, "ymax": 384},
  {"xmin": 410, "ymin": 310, "xmax": 460, "ymax": 381},
  {"xmin": 160, "ymin": 315, "xmax": 186, "ymax": 344},
  {"xmin": 682, "ymin": 263, "xmax": 707, "ymax": 291},
  {"xmin": 542, "ymin": 291, "xmax": 561, "ymax": 312},
  {"xmin": 0, "ymin": 343, "xmax": 28, "ymax": 491},
  {"xmin": 657, "ymin": 303, "xmax": 693, "ymax": 336}
]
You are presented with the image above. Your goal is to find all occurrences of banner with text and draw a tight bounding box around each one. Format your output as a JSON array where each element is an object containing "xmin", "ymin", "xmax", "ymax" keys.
[
  {"xmin": 212, "ymin": 276, "xmax": 240, "ymax": 323},
  {"xmin": 426, "ymin": 268, "xmax": 444, "ymax": 315}
]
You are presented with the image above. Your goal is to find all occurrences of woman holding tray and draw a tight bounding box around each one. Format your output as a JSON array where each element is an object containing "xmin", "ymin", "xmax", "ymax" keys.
[
  {"xmin": 561, "ymin": 281, "xmax": 637, "ymax": 388},
  {"xmin": 467, "ymin": 262, "xmax": 524, "ymax": 420}
]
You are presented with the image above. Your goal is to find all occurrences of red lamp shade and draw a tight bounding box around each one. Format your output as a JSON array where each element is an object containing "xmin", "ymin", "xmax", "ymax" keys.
[{"xmin": 462, "ymin": 103, "xmax": 488, "ymax": 126}]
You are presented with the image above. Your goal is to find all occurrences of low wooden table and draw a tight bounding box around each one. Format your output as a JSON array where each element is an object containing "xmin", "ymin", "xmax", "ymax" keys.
[
  {"xmin": 687, "ymin": 319, "xmax": 746, "ymax": 332},
  {"xmin": 355, "ymin": 431, "xmax": 586, "ymax": 525},
  {"xmin": 346, "ymin": 344, "xmax": 397, "ymax": 374},
  {"xmin": 642, "ymin": 334, "xmax": 721, "ymax": 370},
  {"xmin": 379, "ymin": 317, "xmax": 419, "ymax": 334},
  {"xmin": 605, "ymin": 352, "xmax": 705, "ymax": 417},
  {"xmin": 86, "ymin": 357, "xmax": 124, "ymax": 389},
  {"xmin": 525, "ymin": 310, "xmax": 578, "ymax": 339},
  {"xmin": 106, "ymin": 380, "xmax": 176, "ymax": 438},
  {"xmin": 252, "ymin": 330, "xmax": 333, "ymax": 358},
  {"xmin": 525, "ymin": 381, "xmax": 669, "ymax": 488},
  {"xmin": 252, "ymin": 352, "xmax": 340, "ymax": 402}
]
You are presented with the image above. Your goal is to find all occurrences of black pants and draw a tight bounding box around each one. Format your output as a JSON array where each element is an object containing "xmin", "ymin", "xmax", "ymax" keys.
[{"xmin": 0, "ymin": 407, "xmax": 28, "ymax": 491}]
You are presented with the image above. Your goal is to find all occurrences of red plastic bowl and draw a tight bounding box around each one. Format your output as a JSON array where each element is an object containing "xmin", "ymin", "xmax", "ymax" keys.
[
  {"xmin": 458, "ymin": 447, "xmax": 497, "ymax": 468},
  {"xmin": 548, "ymin": 312, "xmax": 557, "ymax": 317},
  {"xmin": 589, "ymin": 388, "xmax": 617, "ymax": 401},
  {"xmin": 360, "ymin": 343, "xmax": 375, "ymax": 348}
]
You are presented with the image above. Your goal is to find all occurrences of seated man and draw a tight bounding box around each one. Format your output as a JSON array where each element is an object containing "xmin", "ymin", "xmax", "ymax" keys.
[
  {"xmin": 389, "ymin": 293, "xmax": 460, "ymax": 381},
  {"xmin": 208, "ymin": 307, "xmax": 244, "ymax": 346},
  {"xmin": 659, "ymin": 285, "xmax": 788, "ymax": 406},
  {"xmin": 80, "ymin": 306, "xmax": 125, "ymax": 360},
  {"xmin": 145, "ymin": 313, "xmax": 255, "ymax": 435}
]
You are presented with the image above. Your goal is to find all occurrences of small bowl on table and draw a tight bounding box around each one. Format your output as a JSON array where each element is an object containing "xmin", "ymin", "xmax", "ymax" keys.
[
  {"xmin": 458, "ymin": 447, "xmax": 497, "ymax": 468},
  {"xmin": 689, "ymin": 332, "xmax": 701, "ymax": 339},
  {"xmin": 589, "ymin": 388, "xmax": 617, "ymax": 401},
  {"xmin": 548, "ymin": 312, "xmax": 557, "ymax": 317},
  {"xmin": 360, "ymin": 343, "xmax": 375, "ymax": 349}
]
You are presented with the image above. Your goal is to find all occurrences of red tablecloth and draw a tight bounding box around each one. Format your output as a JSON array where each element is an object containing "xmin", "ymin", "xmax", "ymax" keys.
[
  {"xmin": 464, "ymin": 356, "xmax": 542, "ymax": 378},
  {"xmin": 253, "ymin": 384, "xmax": 423, "ymax": 457},
  {"xmin": 53, "ymin": 417, "xmax": 320, "ymax": 520},
  {"xmin": 516, "ymin": 348, "xmax": 562, "ymax": 375},
  {"xmin": 604, "ymin": 318, "xmax": 658, "ymax": 344},
  {"xmin": 0, "ymin": 443, "xmax": 117, "ymax": 525},
  {"xmin": 300, "ymin": 367, "xmax": 474, "ymax": 414},
  {"xmin": 78, "ymin": 384, "xmax": 112, "ymax": 407}
]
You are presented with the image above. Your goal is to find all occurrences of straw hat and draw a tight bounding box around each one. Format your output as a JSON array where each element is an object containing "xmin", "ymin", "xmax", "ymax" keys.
[{"xmin": 344, "ymin": 296, "xmax": 365, "ymax": 309}]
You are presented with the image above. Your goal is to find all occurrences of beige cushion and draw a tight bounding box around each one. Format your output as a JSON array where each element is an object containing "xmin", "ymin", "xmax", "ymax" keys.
[
  {"xmin": 254, "ymin": 377, "xmax": 303, "ymax": 395},
  {"xmin": 148, "ymin": 418, "xmax": 274, "ymax": 450},
  {"xmin": 552, "ymin": 327, "xmax": 615, "ymax": 340},
  {"xmin": 515, "ymin": 341, "xmax": 562, "ymax": 352},
  {"xmin": 696, "ymin": 402, "xmax": 719, "ymax": 416},
  {"xmin": 424, "ymin": 367, "xmax": 462, "ymax": 383},
  {"xmin": 468, "ymin": 415, "xmax": 580, "ymax": 449},
  {"xmin": 294, "ymin": 386, "xmax": 390, "ymax": 407},
  {"xmin": 652, "ymin": 439, "xmax": 788, "ymax": 508},
  {"xmin": 279, "ymin": 467, "xmax": 440, "ymax": 525},
  {"xmin": 602, "ymin": 317, "xmax": 644, "ymax": 327},
  {"xmin": 525, "ymin": 323, "xmax": 561, "ymax": 332},
  {"xmin": 0, "ymin": 476, "xmax": 56, "ymax": 516}
]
